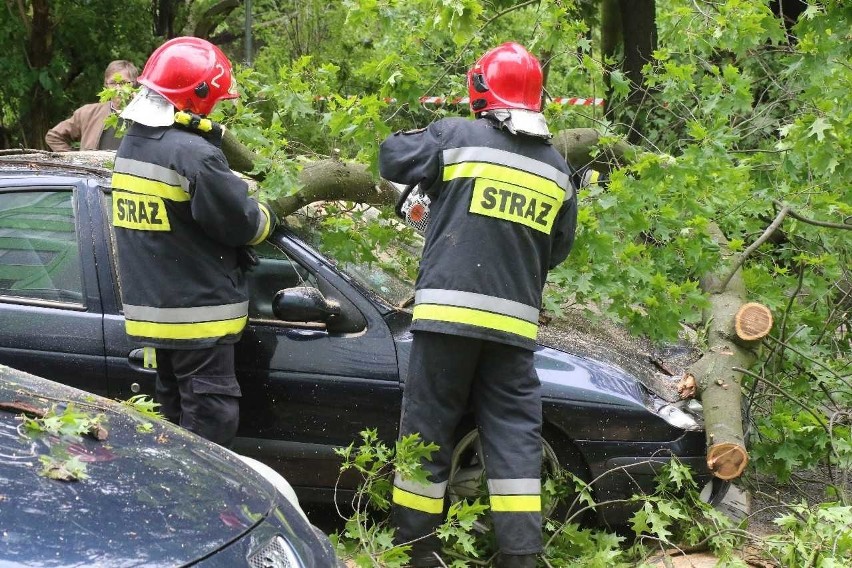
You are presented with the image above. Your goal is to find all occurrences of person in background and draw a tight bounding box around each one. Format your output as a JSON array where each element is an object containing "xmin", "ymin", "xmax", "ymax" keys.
[
  {"xmin": 111, "ymin": 37, "xmax": 276, "ymax": 447},
  {"xmin": 379, "ymin": 42, "xmax": 578, "ymax": 568},
  {"xmin": 45, "ymin": 60, "xmax": 138, "ymax": 151}
]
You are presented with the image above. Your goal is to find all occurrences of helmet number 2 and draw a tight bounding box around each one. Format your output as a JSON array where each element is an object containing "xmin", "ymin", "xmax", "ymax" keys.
[{"xmin": 210, "ymin": 63, "xmax": 225, "ymax": 89}]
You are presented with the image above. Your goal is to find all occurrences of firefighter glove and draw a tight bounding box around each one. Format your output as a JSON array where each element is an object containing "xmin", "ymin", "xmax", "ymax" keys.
[{"xmin": 237, "ymin": 245, "xmax": 260, "ymax": 272}]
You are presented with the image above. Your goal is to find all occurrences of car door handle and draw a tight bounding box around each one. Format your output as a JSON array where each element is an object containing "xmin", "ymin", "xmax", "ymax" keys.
[
  {"xmin": 128, "ymin": 348, "xmax": 158, "ymax": 372},
  {"xmin": 284, "ymin": 329, "xmax": 327, "ymax": 340}
]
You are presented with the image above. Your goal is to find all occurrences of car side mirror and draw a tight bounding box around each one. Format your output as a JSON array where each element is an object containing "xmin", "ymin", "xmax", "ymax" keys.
[{"xmin": 272, "ymin": 287, "xmax": 341, "ymax": 323}]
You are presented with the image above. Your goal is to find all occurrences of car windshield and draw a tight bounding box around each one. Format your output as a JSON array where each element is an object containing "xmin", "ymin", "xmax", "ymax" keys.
[{"xmin": 284, "ymin": 205, "xmax": 419, "ymax": 308}]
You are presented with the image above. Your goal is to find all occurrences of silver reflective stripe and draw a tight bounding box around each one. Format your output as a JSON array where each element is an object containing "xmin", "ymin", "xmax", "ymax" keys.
[
  {"xmin": 415, "ymin": 289, "xmax": 539, "ymax": 324},
  {"xmin": 114, "ymin": 157, "xmax": 191, "ymax": 192},
  {"xmin": 487, "ymin": 478, "xmax": 541, "ymax": 495},
  {"xmin": 442, "ymin": 146, "xmax": 571, "ymax": 192},
  {"xmin": 250, "ymin": 204, "xmax": 271, "ymax": 244},
  {"xmin": 124, "ymin": 301, "xmax": 249, "ymax": 323},
  {"xmin": 394, "ymin": 474, "xmax": 448, "ymax": 498}
]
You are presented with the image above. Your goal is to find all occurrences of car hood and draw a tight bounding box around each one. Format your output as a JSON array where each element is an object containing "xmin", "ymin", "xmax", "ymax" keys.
[
  {"xmin": 534, "ymin": 346, "xmax": 648, "ymax": 409},
  {"xmin": 391, "ymin": 324, "xmax": 649, "ymax": 411},
  {"xmin": 0, "ymin": 365, "xmax": 276, "ymax": 567}
]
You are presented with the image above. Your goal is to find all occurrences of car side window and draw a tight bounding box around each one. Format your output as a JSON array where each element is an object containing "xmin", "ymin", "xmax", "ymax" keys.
[
  {"xmin": 248, "ymin": 240, "xmax": 319, "ymax": 319},
  {"xmin": 0, "ymin": 189, "xmax": 84, "ymax": 305}
]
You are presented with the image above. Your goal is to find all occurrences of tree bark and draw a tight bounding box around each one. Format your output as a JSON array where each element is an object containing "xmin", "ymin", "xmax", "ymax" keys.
[
  {"xmin": 551, "ymin": 127, "xmax": 641, "ymax": 172},
  {"xmin": 685, "ymin": 223, "xmax": 759, "ymax": 480},
  {"xmin": 194, "ymin": 0, "xmax": 241, "ymax": 40},
  {"xmin": 220, "ymin": 127, "xmax": 639, "ymax": 217},
  {"xmin": 21, "ymin": 0, "xmax": 53, "ymax": 149}
]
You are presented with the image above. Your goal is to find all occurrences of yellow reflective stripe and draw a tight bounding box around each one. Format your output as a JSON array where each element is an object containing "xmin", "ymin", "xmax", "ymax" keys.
[
  {"xmin": 392, "ymin": 486, "xmax": 444, "ymax": 514},
  {"xmin": 111, "ymin": 172, "xmax": 190, "ymax": 202},
  {"xmin": 126, "ymin": 316, "xmax": 247, "ymax": 340},
  {"xmin": 413, "ymin": 304, "xmax": 537, "ymax": 339},
  {"xmin": 248, "ymin": 203, "xmax": 273, "ymax": 245},
  {"xmin": 490, "ymin": 494, "xmax": 541, "ymax": 512},
  {"xmin": 444, "ymin": 162, "xmax": 565, "ymax": 202},
  {"xmin": 142, "ymin": 346, "xmax": 157, "ymax": 369},
  {"xmin": 469, "ymin": 178, "xmax": 560, "ymax": 234}
]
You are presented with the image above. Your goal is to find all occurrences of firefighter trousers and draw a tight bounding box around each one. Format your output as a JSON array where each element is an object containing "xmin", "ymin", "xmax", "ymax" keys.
[{"xmin": 392, "ymin": 331, "xmax": 543, "ymax": 556}]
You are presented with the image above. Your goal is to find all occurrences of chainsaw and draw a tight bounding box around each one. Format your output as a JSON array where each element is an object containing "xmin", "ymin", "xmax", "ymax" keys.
[{"xmin": 394, "ymin": 183, "xmax": 431, "ymax": 235}]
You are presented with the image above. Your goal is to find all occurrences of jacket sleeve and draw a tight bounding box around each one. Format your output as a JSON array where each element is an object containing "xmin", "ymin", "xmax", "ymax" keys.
[
  {"xmin": 549, "ymin": 191, "xmax": 578, "ymax": 269},
  {"xmin": 45, "ymin": 109, "xmax": 84, "ymax": 152},
  {"xmin": 378, "ymin": 123, "xmax": 443, "ymax": 198},
  {"xmin": 189, "ymin": 148, "xmax": 275, "ymax": 247}
]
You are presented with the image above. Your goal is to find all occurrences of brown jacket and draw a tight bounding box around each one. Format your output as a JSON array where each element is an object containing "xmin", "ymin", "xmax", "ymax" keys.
[{"xmin": 45, "ymin": 102, "xmax": 113, "ymax": 151}]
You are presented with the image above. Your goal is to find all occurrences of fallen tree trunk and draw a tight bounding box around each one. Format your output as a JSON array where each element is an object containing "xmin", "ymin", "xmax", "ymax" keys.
[
  {"xmin": 683, "ymin": 224, "xmax": 773, "ymax": 480},
  {"xmin": 222, "ymin": 127, "xmax": 640, "ymax": 217}
]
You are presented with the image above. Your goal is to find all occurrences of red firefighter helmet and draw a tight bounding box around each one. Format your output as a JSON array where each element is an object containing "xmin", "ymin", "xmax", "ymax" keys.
[
  {"xmin": 467, "ymin": 42, "xmax": 543, "ymax": 114},
  {"xmin": 138, "ymin": 36, "xmax": 238, "ymax": 116}
]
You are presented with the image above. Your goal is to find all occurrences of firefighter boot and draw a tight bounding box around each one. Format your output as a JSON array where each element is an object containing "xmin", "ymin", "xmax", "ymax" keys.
[{"xmin": 493, "ymin": 553, "xmax": 537, "ymax": 568}]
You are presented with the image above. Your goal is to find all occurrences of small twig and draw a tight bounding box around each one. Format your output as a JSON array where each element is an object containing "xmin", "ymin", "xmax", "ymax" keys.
[
  {"xmin": 718, "ymin": 205, "xmax": 790, "ymax": 292},
  {"xmin": 733, "ymin": 366, "xmax": 830, "ymax": 433},
  {"xmin": 777, "ymin": 260, "xmax": 806, "ymax": 370},
  {"xmin": 775, "ymin": 200, "xmax": 852, "ymax": 230}
]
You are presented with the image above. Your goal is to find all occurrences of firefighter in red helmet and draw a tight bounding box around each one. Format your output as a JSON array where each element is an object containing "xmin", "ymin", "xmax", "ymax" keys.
[
  {"xmin": 379, "ymin": 42, "xmax": 578, "ymax": 568},
  {"xmin": 111, "ymin": 37, "xmax": 276, "ymax": 447}
]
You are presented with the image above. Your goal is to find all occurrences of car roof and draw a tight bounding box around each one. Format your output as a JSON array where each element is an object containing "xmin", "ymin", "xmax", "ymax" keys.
[
  {"xmin": 0, "ymin": 150, "xmax": 114, "ymax": 185},
  {"xmin": 0, "ymin": 364, "xmax": 277, "ymax": 566}
]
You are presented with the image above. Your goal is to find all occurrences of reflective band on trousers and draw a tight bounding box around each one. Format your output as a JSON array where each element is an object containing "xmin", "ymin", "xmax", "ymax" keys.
[
  {"xmin": 413, "ymin": 289, "xmax": 539, "ymax": 339},
  {"xmin": 392, "ymin": 476, "xmax": 447, "ymax": 514},
  {"xmin": 124, "ymin": 301, "xmax": 249, "ymax": 340},
  {"xmin": 488, "ymin": 478, "xmax": 541, "ymax": 512},
  {"xmin": 443, "ymin": 148, "xmax": 572, "ymax": 202},
  {"xmin": 392, "ymin": 486, "xmax": 445, "ymax": 515},
  {"xmin": 490, "ymin": 494, "xmax": 542, "ymax": 512}
]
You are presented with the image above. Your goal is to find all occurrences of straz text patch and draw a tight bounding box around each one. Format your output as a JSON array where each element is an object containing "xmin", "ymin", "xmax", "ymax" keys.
[
  {"xmin": 113, "ymin": 191, "xmax": 171, "ymax": 231},
  {"xmin": 469, "ymin": 178, "xmax": 561, "ymax": 233}
]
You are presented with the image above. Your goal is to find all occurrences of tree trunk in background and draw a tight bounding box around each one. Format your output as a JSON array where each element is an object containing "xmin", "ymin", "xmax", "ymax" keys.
[
  {"xmin": 21, "ymin": 0, "xmax": 53, "ymax": 149},
  {"xmin": 194, "ymin": 0, "xmax": 241, "ymax": 40},
  {"xmin": 154, "ymin": 0, "xmax": 181, "ymax": 38},
  {"xmin": 600, "ymin": 0, "xmax": 621, "ymax": 116},
  {"xmin": 602, "ymin": 0, "xmax": 658, "ymax": 144}
]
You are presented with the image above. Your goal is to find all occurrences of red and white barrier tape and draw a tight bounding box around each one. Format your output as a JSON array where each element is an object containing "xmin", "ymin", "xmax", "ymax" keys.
[
  {"xmin": 416, "ymin": 96, "xmax": 605, "ymax": 106},
  {"xmin": 318, "ymin": 96, "xmax": 605, "ymax": 106}
]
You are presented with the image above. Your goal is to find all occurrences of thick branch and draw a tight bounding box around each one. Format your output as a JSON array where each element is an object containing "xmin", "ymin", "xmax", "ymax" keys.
[
  {"xmin": 688, "ymin": 222, "xmax": 757, "ymax": 481},
  {"xmin": 193, "ymin": 0, "xmax": 240, "ymax": 40},
  {"xmin": 271, "ymin": 159, "xmax": 398, "ymax": 217},
  {"xmin": 551, "ymin": 127, "xmax": 641, "ymax": 172}
]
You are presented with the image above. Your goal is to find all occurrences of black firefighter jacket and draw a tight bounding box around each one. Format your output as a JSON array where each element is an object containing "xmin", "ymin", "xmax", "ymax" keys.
[
  {"xmin": 111, "ymin": 123, "xmax": 274, "ymax": 349},
  {"xmin": 379, "ymin": 116, "xmax": 577, "ymax": 350}
]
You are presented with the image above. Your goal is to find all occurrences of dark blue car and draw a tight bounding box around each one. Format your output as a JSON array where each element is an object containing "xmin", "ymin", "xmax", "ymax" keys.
[
  {"xmin": 0, "ymin": 363, "xmax": 339, "ymax": 567},
  {"xmin": 0, "ymin": 150, "xmax": 711, "ymax": 525}
]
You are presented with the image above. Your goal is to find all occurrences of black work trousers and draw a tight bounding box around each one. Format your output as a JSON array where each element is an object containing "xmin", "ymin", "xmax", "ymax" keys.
[
  {"xmin": 155, "ymin": 344, "xmax": 241, "ymax": 447},
  {"xmin": 392, "ymin": 331, "xmax": 543, "ymax": 556}
]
